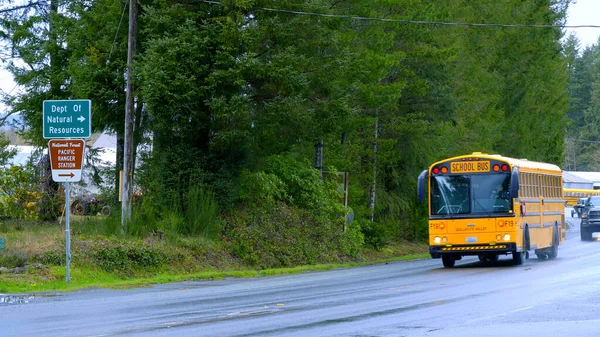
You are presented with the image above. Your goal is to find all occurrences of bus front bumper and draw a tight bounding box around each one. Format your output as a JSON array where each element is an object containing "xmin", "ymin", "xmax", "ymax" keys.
[{"xmin": 430, "ymin": 243, "xmax": 518, "ymax": 258}]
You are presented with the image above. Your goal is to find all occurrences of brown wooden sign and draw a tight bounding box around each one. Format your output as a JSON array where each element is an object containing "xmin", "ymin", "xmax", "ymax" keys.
[{"xmin": 48, "ymin": 139, "xmax": 85, "ymax": 182}]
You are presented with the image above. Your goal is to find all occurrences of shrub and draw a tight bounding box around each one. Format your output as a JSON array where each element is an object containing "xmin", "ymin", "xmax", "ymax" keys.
[
  {"xmin": 182, "ymin": 185, "xmax": 219, "ymax": 238},
  {"xmin": 359, "ymin": 219, "xmax": 390, "ymax": 251},
  {"xmin": 0, "ymin": 252, "xmax": 28, "ymax": 268},
  {"xmin": 264, "ymin": 155, "xmax": 329, "ymax": 210},
  {"xmin": 88, "ymin": 239, "xmax": 172, "ymax": 276},
  {"xmin": 237, "ymin": 170, "xmax": 287, "ymax": 206},
  {"xmin": 223, "ymin": 203, "xmax": 352, "ymax": 269},
  {"xmin": 35, "ymin": 251, "xmax": 65, "ymax": 266},
  {"xmin": 339, "ymin": 221, "xmax": 364, "ymax": 258}
]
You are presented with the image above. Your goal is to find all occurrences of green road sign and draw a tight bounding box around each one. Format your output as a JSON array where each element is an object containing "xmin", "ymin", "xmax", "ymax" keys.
[{"xmin": 43, "ymin": 100, "xmax": 91, "ymax": 139}]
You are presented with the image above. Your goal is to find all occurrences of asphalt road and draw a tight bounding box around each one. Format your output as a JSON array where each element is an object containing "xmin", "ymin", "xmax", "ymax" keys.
[{"xmin": 2, "ymin": 209, "xmax": 600, "ymax": 337}]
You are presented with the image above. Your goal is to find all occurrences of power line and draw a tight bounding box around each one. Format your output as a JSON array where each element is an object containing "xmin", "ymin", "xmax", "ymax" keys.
[
  {"xmin": 109, "ymin": 0, "xmax": 129, "ymax": 60},
  {"xmin": 197, "ymin": 0, "xmax": 600, "ymax": 29},
  {"xmin": 567, "ymin": 138, "xmax": 600, "ymax": 144},
  {"xmin": 0, "ymin": 2, "xmax": 42, "ymax": 14}
]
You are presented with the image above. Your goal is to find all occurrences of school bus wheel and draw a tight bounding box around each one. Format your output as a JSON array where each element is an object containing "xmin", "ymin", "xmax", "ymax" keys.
[{"xmin": 442, "ymin": 255, "xmax": 456, "ymax": 268}]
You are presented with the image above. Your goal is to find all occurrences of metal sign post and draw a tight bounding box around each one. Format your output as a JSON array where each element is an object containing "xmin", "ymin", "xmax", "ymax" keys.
[
  {"xmin": 65, "ymin": 182, "xmax": 71, "ymax": 282},
  {"xmin": 47, "ymin": 139, "xmax": 85, "ymax": 281},
  {"xmin": 44, "ymin": 99, "xmax": 91, "ymax": 282}
]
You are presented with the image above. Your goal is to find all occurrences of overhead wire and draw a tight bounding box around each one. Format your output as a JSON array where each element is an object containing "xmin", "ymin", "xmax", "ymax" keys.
[
  {"xmin": 196, "ymin": 0, "xmax": 600, "ymax": 30},
  {"xmin": 109, "ymin": 0, "xmax": 129, "ymax": 60}
]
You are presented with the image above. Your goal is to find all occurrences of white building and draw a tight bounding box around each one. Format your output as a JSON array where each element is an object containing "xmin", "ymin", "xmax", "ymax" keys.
[
  {"xmin": 562, "ymin": 171, "xmax": 595, "ymax": 190},
  {"xmin": 563, "ymin": 171, "xmax": 600, "ymax": 190}
]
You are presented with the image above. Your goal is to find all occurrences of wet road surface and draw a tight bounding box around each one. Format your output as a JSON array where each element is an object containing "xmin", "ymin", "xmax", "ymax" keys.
[{"xmin": 2, "ymin": 209, "xmax": 600, "ymax": 336}]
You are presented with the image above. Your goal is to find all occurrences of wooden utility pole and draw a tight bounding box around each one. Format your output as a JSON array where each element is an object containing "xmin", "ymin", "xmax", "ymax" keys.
[{"xmin": 122, "ymin": 0, "xmax": 136, "ymax": 230}]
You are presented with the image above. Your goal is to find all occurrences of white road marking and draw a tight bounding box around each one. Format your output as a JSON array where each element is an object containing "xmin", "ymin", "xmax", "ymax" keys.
[{"xmin": 466, "ymin": 306, "xmax": 534, "ymax": 323}]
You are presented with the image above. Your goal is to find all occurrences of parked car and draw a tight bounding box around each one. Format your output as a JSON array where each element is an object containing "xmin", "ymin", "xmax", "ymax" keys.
[{"xmin": 580, "ymin": 196, "xmax": 600, "ymax": 240}]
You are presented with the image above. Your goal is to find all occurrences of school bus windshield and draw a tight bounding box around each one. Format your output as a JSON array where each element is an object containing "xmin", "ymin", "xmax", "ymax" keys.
[{"xmin": 431, "ymin": 173, "xmax": 511, "ymax": 216}]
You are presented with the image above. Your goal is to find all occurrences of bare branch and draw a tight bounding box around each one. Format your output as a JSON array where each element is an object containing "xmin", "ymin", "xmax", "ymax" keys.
[{"xmin": 0, "ymin": 1, "xmax": 42, "ymax": 14}]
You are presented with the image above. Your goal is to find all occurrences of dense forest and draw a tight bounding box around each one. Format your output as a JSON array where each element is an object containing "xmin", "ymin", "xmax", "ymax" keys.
[{"xmin": 1, "ymin": 0, "xmax": 599, "ymax": 251}]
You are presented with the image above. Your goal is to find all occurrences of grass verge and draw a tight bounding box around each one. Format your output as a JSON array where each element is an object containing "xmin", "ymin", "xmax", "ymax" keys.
[{"xmin": 0, "ymin": 218, "xmax": 429, "ymax": 294}]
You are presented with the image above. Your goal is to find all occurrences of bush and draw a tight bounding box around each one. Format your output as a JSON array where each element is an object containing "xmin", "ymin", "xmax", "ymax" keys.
[
  {"xmin": 339, "ymin": 221, "xmax": 364, "ymax": 258},
  {"xmin": 223, "ymin": 203, "xmax": 352, "ymax": 269},
  {"xmin": 264, "ymin": 155, "xmax": 331, "ymax": 210},
  {"xmin": 237, "ymin": 170, "xmax": 287, "ymax": 206},
  {"xmin": 35, "ymin": 251, "xmax": 65, "ymax": 266},
  {"xmin": 359, "ymin": 220, "xmax": 390, "ymax": 251},
  {"xmin": 182, "ymin": 185, "xmax": 219, "ymax": 238},
  {"xmin": 88, "ymin": 239, "xmax": 172, "ymax": 276},
  {"xmin": 225, "ymin": 156, "xmax": 359, "ymax": 268},
  {"xmin": 0, "ymin": 252, "xmax": 28, "ymax": 268}
]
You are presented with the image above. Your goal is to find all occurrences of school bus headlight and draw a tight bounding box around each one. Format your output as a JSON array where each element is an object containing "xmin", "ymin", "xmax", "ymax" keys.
[
  {"xmin": 442, "ymin": 237, "xmax": 448, "ymax": 243},
  {"xmin": 503, "ymin": 234, "xmax": 511, "ymax": 241},
  {"xmin": 496, "ymin": 234, "xmax": 502, "ymax": 241},
  {"xmin": 434, "ymin": 236, "xmax": 441, "ymax": 244}
]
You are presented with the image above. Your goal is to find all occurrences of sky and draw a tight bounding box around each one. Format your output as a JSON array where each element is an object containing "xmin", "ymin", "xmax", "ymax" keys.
[
  {"xmin": 564, "ymin": 0, "xmax": 600, "ymax": 48},
  {"xmin": 1, "ymin": 1, "xmax": 600, "ymax": 116}
]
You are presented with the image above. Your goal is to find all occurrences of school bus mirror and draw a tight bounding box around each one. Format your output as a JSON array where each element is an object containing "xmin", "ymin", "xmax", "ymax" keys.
[
  {"xmin": 510, "ymin": 168, "xmax": 520, "ymax": 199},
  {"xmin": 417, "ymin": 170, "xmax": 427, "ymax": 202}
]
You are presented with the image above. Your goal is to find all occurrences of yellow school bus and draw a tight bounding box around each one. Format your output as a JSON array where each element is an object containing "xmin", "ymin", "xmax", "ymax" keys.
[
  {"xmin": 417, "ymin": 152, "xmax": 565, "ymax": 267},
  {"xmin": 563, "ymin": 188, "xmax": 600, "ymax": 207}
]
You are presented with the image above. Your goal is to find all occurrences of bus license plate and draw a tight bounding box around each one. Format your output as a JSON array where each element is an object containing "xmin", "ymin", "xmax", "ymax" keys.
[{"xmin": 466, "ymin": 237, "xmax": 477, "ymax": 243}]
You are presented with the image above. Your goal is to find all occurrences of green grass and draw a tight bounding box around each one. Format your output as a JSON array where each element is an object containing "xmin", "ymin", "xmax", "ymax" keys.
[
  {"xmin": 0, "ymin": 254, "xmax": 430, "ymax": 294},
  {"xmin": 0, "ymin": 256, "xmax": 430, "ymax": 294},
  {"xmin": 0, "ymin": 217, "xmax": 429, "ymax": 294}
]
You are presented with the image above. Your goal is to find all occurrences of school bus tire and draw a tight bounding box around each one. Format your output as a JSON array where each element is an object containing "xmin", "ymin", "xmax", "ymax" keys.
[
  {"xmin": 442, "ymin": 255, "xmax": 456, "ymax": 268},
  {"xmin": 513, "ymin": 248, "xmax": 525, "ymax": 265},
  {"xmin": 547, "ymin": 224, "xmax": 559, "ymax": 260},
  {"xmin": 535, "ymin": 251, "xmax": 548, "ymax": 260},
  {"xmin": 513, "ymin": 227, "xmax": 529, "ymax": 265},
  {"xmin": 524, "ymin": 226, "xmax": 531, "ymax": 252},
  {"xmin": 513, "ymin": 250, "xmax": 525, "ymax": 265}
]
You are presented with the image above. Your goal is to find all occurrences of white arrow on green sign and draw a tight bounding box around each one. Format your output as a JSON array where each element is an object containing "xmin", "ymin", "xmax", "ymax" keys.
[{"xmin": 43, "ymin": 100, "xmax": 92, "ymax": 139}]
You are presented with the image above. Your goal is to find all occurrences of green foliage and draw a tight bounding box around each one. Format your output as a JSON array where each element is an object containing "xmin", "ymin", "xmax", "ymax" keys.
[
  {"xmin": 88, "ymin": 239, "xmax": 172, "ymax": 276},
  {"xmin": 155, "ymin": 211, "xmax": 184, "ymax": 241},
  {"xmin": 237, "ymin": 170, "xmax": 287, "ymax": 206},
  {"xmin": 263, "ymin": 156, "xmax": 331, "ymax": 209},
  {"xmin": 109, "ymin": 183, "xmax": 221, "ymax": 240},
  {"xmin": 1, "ymin": 0, "xmax": 573, "ymax": 250},
  {"xmin": 182, "ymin": 186, "xmax": 219, "ymax": 238},
  {"xmin": 339, "ymin": 221, "xmax": 365, "ymax": 258},
  {"xmin": 568, "ymin": 42, "xmax": 600, "ymax": 170},
  {"xmin": 0, "ymin": 165, "xmax": 40, "ymax": 219},
  {"xmin": 35, "ymin": 251, "xmax": 65, "ymax": 266},
  {"xmin": 223, "ymin": 203, "xmax": 349, "ymax": 269},
  {"xmin": 358, "ymin": 219, "xmax": 389, "ymax": 251},
  {"xmin": 0, "ymin": 252, "xmax": 27, "ymax": 268},
  {"xmin": 237, "ymin": 155, "xmax": 347, "ymax": 220},
  {"xmin": 0, "ymin": 133, "xmax": 17, "ymax": 167},
  {"xmin": 74, "ymin": 212, "xmax": 156, "ymax": 239}
]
